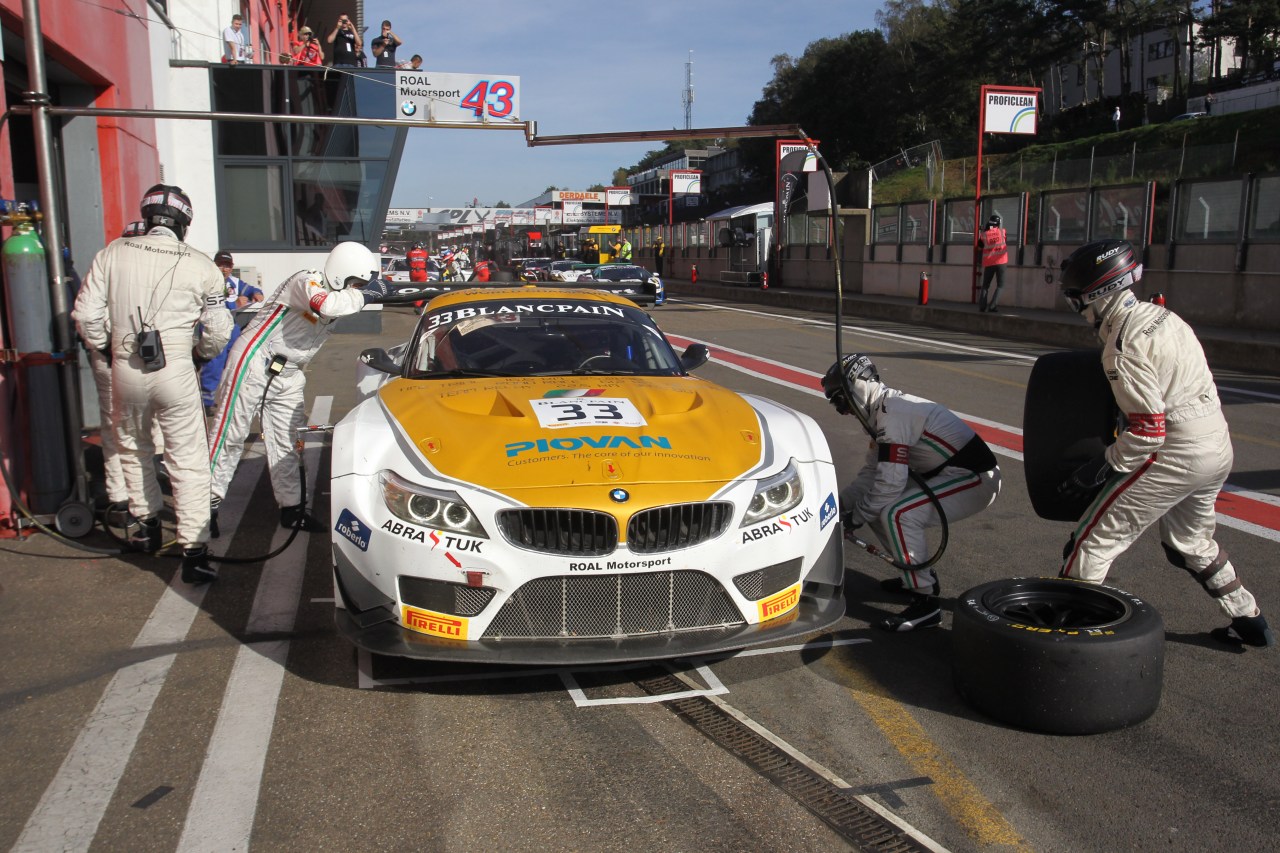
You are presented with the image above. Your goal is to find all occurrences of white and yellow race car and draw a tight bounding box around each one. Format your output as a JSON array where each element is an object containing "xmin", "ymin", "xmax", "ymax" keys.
[{"xmin": 331, "ymin": 287, "xmax": 845, "ymax": 663}]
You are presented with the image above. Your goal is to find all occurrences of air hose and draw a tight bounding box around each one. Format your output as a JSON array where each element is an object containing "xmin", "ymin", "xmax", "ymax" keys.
[{"xmin": 797, "ymin": 130, "xmax": 949, "ymax": 573}]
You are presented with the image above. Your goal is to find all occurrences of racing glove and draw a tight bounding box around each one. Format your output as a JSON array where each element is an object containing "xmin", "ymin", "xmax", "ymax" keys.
[
  {"xmin": 361, "ymin": 276, "xmax": 392, "ymax": 304},
  {"xmin": 1058, "ymin": 454, "xmax": 1115, "ymax": 502}
]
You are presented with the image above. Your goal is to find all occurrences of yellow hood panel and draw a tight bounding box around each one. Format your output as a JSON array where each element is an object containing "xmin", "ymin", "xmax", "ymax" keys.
[{"xmin": 378, "ymin": 376, "xmax": 764, "ymax": 505}]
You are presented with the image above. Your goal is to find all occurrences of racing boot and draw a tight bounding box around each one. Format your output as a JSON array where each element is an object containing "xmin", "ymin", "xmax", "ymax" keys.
[
  {"xmin": 181, "ymin": 545, "xmax": 217, "ymax": 585},
  {"xmin": 1211, "ymin": 613, "xmax": 1276, "ymax": 648},
  {"xmin": 880, "ymin": 575, "xmax": 941, "ymax": 598},
  {"xmin": 280, "ymin": 503, "xmax": 325, "ymax": 533},
  {"xmin": 210, "ymin": 497, "xmax": 221, "ymax": 539},
  {"xmin": 128, "ymin": 515, "xmax": 163, "ymax": 554},
  {"xmin": 877, "ymin": 593, "xmax": 942, "ymax": 632}
]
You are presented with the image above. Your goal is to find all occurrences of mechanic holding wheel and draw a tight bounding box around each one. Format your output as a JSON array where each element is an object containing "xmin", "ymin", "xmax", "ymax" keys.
[
  {"xmin": 207, "ymin": 242, "xmax": 390, "ymax": 539},
  {"xmin": 1056, "ymin": 240, "xmax": 1273, "ymax": 648},
  {"xmin": 823, "ymin": 354, "xmax": 1001, "ymax": 631}
]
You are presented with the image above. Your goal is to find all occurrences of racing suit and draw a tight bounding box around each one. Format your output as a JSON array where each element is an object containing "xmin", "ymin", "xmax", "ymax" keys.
[
  {"xmin": 73, "ymin": 228, "xmax": 232, "ymax": 546},
  {"xmin": 407, "ymin": 247, "xmax": 429, "ymax": 283},
  {"xmin": 208, "ymin": 269, "xmax": 369, "ymax": 509},
  {"xmin": 842, "ymin": 386, "xmax": 1001, "ymax": 591},
  {"xmin": 979, "ymin": 225, "xmax": 1007, "ymax": 312},
  {"xmin": 1061, "ymin": 294, "xmax": 1259, "ymax": 620}
]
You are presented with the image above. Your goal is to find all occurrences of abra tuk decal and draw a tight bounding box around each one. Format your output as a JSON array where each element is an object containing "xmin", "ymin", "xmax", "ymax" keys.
[
  {"xmin": 402, "ymin": 604, "xmax": 469, "ymax": 640},
  {"xmin": 818, "ymin": 493, "xmax": 838, "ymax": 530},
  {"xmin": 336, "ymin": 509, "xmax": 371, "ymax": 551},
  {"xmin": 758, "ymin": 583, "xmax": 801, "ymax": 621},
  {"xmin": 741, "ymin": 508, "xmax": 814, "ymax": 543},
  {"xmin": 379, "ymin": 520, "xmax": 484, "ymax": 554}
]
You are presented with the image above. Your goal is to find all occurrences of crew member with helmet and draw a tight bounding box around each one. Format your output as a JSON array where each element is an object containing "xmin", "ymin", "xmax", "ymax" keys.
[
  {"xmin": 207, "ymin": 243, "xmax": 390, "ymax": 535},
  {"xmin": 978, "ymin": 212, "xmax": 1008, "ymax": 313},
  {"xmin": 1056, "ymin": 240, "xmax": 1273, "ymax": 647},
  {"xmin": 73, "ymin": 184, "xmax": 233, "ymax": 583},
  {"xmin": 823, "ymin": 353, "xmax": 1001, "ymax": 631},
  {"xmin": 407, "ymin": 242, "xmax": 430, "ymax": 283}
]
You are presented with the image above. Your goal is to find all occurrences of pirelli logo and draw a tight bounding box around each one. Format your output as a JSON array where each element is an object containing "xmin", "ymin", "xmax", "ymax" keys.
[
  {"xmin": 758, "ymin": 583, "xmax": 800, "ymax": 622},
  {"xmin": 402, "ymin": 604, "xmax": 468, "ymax": 640}
]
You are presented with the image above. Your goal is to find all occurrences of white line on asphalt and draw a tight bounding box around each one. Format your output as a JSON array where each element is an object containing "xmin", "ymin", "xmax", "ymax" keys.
[
  {"xmin": 176, "ymin": 396, "xmax": 331, "ymax": 853},
  {"xmin": 13, "ymin": 457, "xmax": 262, "ymax": 853},
  {"xmin": 561, "ymin": 665, "xmax": 728, "ymax": 707}
]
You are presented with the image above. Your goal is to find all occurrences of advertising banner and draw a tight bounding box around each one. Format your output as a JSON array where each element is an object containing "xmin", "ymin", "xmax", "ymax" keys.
[
  {"xmin": 776, "ymin": 140, "xmax": 818, "ymax": 248},
  {"xmin": 606, "ymin": 187, "xmax": 632, "ymax": 206},
  {"xmin": 671, "ymin": 171, "xmax": 701, "ymax": 194},
  {"xmin": 552, "ymin": 190, "xmax": 605, "ymax": 204},
  {"xmin": 983, "ymin": 89, "xmax": 1038, "ymax": 134},
  {"xmin": 396, "ymin": 71, "xmax": 521, "ymax": 123}
]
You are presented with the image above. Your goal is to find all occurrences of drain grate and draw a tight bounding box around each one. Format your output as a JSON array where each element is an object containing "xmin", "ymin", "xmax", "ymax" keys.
[{"xmin": 637, "ymin": 673, "xmax": 931, "ymax": 852}]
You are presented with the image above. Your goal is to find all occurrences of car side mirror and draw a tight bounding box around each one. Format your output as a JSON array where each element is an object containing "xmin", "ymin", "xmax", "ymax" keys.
[
  {"xmin": 680, "ymin": 343, "xmax": 710, "ymax": 371},
  {"xmin": 359, "ymin": 347, "xmax": 401, "ymax": 375}
]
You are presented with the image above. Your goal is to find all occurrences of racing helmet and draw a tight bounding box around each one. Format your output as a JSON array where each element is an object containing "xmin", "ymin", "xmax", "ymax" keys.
[
  {"xmin": 413, "ymin": 242, "xmax": 425, "ymax": 250},
  {"xmin": 1059, "ymin": 239, "xmax": 1142, "ymax": 325},
  {"xmin": 139, "ymin": 184, "xmax": 194, "ymax": 239},
  {"xmin": 987, "ymin": 212, "xmax": 1003, "ymax": 229},
  {"xmin": 821, "ymin": 353, "xmax": 882, "ymax": 421},
  {"xmin": 323, "ymin": 242, "xmax": 380, "ymax": 291}
]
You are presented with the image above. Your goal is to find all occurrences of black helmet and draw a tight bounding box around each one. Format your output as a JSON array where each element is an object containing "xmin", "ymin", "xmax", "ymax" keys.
[
  {"xmin": 139, "ymin": 184, "xmax": 193, "ymax": 238},
  {"xmin": 987, "ymin": 212, "xmax": 1003, "ymax": 228},
  {"xmin": 414, "ymin": 242, "xmax": 425, "ymax": 250},
  {"xmin": 1059, "ymin": 240, "xmax": 1142, "ymax": 317},
  {"xmin": 822, "ymin": 353, "xmax": 881, "ymax": 419}
]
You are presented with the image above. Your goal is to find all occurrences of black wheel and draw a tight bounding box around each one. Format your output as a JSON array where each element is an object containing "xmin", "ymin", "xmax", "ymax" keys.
[
  {"xmin": 1023, "ymin": 350, "xmax": 1119, "ymax": 521},
  {"xmin": 55, "ymin": 501, "xmax": 96, "ymax": 539},
  {"xmin": 953, "ymin": 577, "xmax": 1164, "ymax": 735}
]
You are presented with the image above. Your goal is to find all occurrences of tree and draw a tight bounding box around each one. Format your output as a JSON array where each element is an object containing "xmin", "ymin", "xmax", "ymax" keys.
[{"xmin": 1199, "ymin": 0, "xmax": 1280, "ymax": 78}]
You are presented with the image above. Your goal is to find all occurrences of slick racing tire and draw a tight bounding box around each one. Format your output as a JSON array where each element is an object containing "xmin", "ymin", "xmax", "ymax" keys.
[
  {"xmin": 953, "ymin": 577, "xmax": 1164, "ymax": 735},
  {"xmin": 1023, "ymin": 350, "xmax": 1119, "ymax": 521}
]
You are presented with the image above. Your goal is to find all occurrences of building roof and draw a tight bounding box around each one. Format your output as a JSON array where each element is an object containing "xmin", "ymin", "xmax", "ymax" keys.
[{"xmin": 706, "ymin": 202, "xmax": 773, "ymax": 221}]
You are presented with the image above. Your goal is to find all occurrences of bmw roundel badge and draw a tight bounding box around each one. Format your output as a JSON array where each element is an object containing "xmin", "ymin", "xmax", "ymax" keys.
[
  {"xmin": 609, "ymin": 488, "xmax": 629, "ymax": 503},
  {"xmin": 400, "ymin": 100, "xmax": 417, "ymax": 117}
]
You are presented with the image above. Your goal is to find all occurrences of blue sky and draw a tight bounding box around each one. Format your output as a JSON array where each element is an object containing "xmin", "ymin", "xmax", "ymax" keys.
[{"xmin": 376, "ymin": 1, "xmax": 881, "ymax": 208}]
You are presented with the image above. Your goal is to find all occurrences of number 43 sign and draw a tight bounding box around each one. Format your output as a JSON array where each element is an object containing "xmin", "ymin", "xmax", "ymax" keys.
[{"xmin": 396, "ymin": 71, "xmax": 521, "ymax": 123}]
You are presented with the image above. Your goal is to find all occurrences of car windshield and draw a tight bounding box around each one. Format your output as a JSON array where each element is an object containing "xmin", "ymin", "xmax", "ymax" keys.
[
  {"xmin": 593, "ymin": 265, "xmax": 649, "ymax": 281},
  {"xmin": 406, "ymin": 297, "xmax": 685, "ymax": 378}
]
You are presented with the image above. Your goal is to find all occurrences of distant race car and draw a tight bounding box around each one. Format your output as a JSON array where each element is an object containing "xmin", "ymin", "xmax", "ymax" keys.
[
  {"xmin": 331, "ymin": 287, "xmax": 846, "ymax": 663},
  {"xmin": 546, "ymin": 259, "xmax": 592, "ymax": 282},
  {"xmin": 517, "ymin": 257, "xmax": 554, "ymax": 282},
  {"xmin": 581, "ymin": 263, "xmax": 666, "ymax": 306}
]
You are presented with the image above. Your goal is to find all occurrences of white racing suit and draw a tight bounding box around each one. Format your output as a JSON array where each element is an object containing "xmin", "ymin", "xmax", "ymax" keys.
[
  {"xmin": 208, "ymin": 270, "xmax": 368, "ymax": 508},
  {"xmin": 73, "ymin": 228, "xmax": 232, "ymax": 546},
  {"xmin": 1061, "ymin": 295, "xmax": 1258, "ymax": 619},
  {"xmin": 842, "ymin": 387, "xmax": 1001, "ymax": 591}
]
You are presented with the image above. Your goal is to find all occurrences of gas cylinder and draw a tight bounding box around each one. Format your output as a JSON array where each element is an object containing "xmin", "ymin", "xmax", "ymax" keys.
[
  {"xmin": 2, "ymin": 219, "xmax": 71, "ymax": 514},
  {"xmin": 918, "ymin": 271, "xmax": 930, "ymax": 305}
]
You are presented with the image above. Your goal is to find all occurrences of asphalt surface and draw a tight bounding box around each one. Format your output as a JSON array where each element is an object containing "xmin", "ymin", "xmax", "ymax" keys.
[{"xmin": 2, "ymin": 290, "xmax": 1278, "ymax": 852}]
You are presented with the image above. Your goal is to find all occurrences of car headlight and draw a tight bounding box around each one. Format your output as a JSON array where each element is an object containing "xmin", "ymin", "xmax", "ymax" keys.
[
  {"xmin": 740, "ymin": 460, "xmax": 803, "ymax": 526},
  {"xmin": 379, "ymin": 471, "xmax": 488, "ymax": 538}
]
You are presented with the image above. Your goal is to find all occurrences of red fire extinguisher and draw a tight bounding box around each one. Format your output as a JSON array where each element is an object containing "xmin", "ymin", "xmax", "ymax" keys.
[
  {"xmin": 690, "ymin": 264, "xmax": 698, "ymax": 284},
  {"xmin": 918, "ymin": 271, "xmax": 930, "ymax": 305},
  {"xmin": 761, "ymin": 272, "xmax": 768, "ymax": 291},
  {"xmin": 1150, "ymin": 292, "xmax": 1165, "ymax": 306}
]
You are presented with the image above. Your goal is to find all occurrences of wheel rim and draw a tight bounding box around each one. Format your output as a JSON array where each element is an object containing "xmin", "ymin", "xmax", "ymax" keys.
[{"xmin": 981, "ymin": 583, "xmax": 1130, "ymax": 629}]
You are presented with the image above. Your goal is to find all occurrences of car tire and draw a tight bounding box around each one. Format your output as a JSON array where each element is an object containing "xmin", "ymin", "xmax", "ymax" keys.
[
  {"xmin": 952, "ymin": 577, "xmax": 1164, "ymax": 735},
  {"xmin": 1023, "ymin": 350, "xmax": 1119, "ymax": 521}
]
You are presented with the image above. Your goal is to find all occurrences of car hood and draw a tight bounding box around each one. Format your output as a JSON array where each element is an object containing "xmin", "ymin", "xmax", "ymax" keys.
[{"xmin": 377, "ymin": 375, "xmax": 766, "ymax": 507}]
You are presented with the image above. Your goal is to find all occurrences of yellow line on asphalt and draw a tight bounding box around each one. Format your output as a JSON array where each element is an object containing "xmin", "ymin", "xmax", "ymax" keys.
[{"xmin": 827, "ymin": 654, "xmax": 1032, "ymax": 851}]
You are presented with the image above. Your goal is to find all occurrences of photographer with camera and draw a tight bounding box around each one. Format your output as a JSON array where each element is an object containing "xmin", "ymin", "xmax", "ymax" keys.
[
  {"xmin": 290, "ymin": 26, "xmax": 323, "ymax": 66},
  {"xmin": 371, "ymin": 19, "xmax": 402, "ymax": 68},
  {"xmin": 73, "ymin": 185, "xmax": 233, "ymax": 583},
  {"xmin": 327, "ymin": 14, "xmax": 362, "ymax": 67}
]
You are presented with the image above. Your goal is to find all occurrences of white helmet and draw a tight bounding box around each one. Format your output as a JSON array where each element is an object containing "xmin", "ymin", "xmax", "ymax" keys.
[{"xmin": 323, "ymin": 242, "xmax": 379, "ymax": 291}]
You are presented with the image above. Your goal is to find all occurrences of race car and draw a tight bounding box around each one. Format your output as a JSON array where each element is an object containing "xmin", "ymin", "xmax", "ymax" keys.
[
  {"xmin": 581, "ymin": 263, "xmax": 666, "ymax": 306},
  {"xmin": 331, "ymin": 287, "xmax": 845, "ymax": 664}
]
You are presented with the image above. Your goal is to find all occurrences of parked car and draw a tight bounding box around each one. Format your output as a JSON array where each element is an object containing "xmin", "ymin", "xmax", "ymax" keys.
[
  {"xmin": 1171, "ymin": 111, "xmax": 1207, "ymax": 121},
  {"xmin": 333, "ymin": 287, "xmax": 845, "ymax": 663}
]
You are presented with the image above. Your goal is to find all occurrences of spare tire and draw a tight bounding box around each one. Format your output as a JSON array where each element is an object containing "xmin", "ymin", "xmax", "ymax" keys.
[
  {"xmin": 1023, "ymin": 350, "xmax": 1119, "ymax": 521},
  {"xmin": 953, "ymin": 577, "xmax": 1164, "ymax": 735}
]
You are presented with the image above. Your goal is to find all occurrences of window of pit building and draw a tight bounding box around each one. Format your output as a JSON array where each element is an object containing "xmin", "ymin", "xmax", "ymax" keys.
[
  {"xmin": 1172, "ymin": 177, "xmax": 1243, "ymax": 242},
  {"xmin": 1039, "ymin": 188, "xmax": 1090, "ymax": 243},
  {"xmin": 1090, "ymin": 183, "xmax": 1155, "ymax": 245},
  {"xmin": 1247, "ymin": 174, "xmax": 1280, "ymax": 241},
  {"xmin": 872, "ymin": 205, "xmax": 899, "ymax": 244},
  {"xmin": 941, "ymin": 199, "xmax": 975, "ymax": 244},
  {"xmin": 211, "ymin": 66, "xmax": 406, "ymax": 249}
]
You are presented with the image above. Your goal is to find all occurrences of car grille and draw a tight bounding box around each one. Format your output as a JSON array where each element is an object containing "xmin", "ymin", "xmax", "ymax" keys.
[
  {"xmin": 732, "ymin": 558, "xmax": 803, "ymax": 601},
  {"xmin": 626, "ymin": 502, "xmax": 733, "ymax": 553},
  {"xmin": 482, "ymin": 571, "xmax": 745, "ymax": 639},
  {"xmin": 496, "ymin": 508, "xmax": 617, "ymax": 556},
  {"xmin": 399, "ymin": 576, "xmax": 495, "ymax": 617}
]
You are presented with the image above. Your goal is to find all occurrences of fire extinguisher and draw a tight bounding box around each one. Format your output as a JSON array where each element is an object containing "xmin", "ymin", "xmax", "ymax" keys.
[
  {"xmin": 690, "ymin": 264, "xmax": 698, "ymax": 284},
  {"xmin": 918, "ymin": 270, "xmax": 930, "ymax": 305},
  {"xmin": 761, "ymin": 272, "xmax": 769, "ymax": 291},
  {"xmin": 1150, "ymin": 292, "xmax": 1165, "ymax": 306}
]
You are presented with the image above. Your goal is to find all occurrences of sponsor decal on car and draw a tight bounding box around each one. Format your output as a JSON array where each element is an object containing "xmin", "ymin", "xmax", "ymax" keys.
[
  {"xmin": 505, "ymin": 434, "xmax": 672, "ymax": 457},
  {"xmin": 402, "ymin": 604, "xmax": 469, "ymax": 640},
  {"xmin": 758, "ymin": 583, "xmax": 800, "ymax": 621},
  {"xmin": 379, "ymin": 520, "xmax": 484, "ymax": 554},
  {"xmin": 741, "ymin": 508, "xmax": 814, "ymax": 543},
  {"xmin": 530, "ymin": 397, "xmax": 647, "ymax": 429},
  {"xmin": 819, "ymin": 493, "xmax": 838, "ymax": 530},
  {"xmin": 335, "ymin": 509, "xmax": 371, "ymax": 551}
]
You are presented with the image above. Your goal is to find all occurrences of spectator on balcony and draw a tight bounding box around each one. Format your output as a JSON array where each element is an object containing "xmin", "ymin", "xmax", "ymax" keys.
[
  {"xmin": 371, "ymin": 20, "xmax": 402, "ymax": 68},
  {"xmin": 291, "ymin": 27, "xmax": 323, "ymax": 66},
  {"xmin": 396, "ymin": 54, "xmax": 423, "ymax": 71},
  {"xmin": 223, "ymin": 14, "xmax": 252, "ymax": 64},
  {"xmin": 327, "ymin": 14, "xmax": 362, "ymax": 67}
]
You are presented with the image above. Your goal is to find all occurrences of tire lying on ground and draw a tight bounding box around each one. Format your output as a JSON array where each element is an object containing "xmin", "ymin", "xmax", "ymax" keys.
[
  {"xmin": 953, "ymin": 577, "xmax": 1164, "ymax": 735},
  {"xmin": 1023, "ymin": 350, "xmax": 1119, "ymax": 522}
]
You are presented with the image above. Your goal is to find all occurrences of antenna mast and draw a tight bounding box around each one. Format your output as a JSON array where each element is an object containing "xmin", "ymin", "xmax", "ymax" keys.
[{"xmin": 682, "ymin": 50, "xmax": 694, "ymax": 131}]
